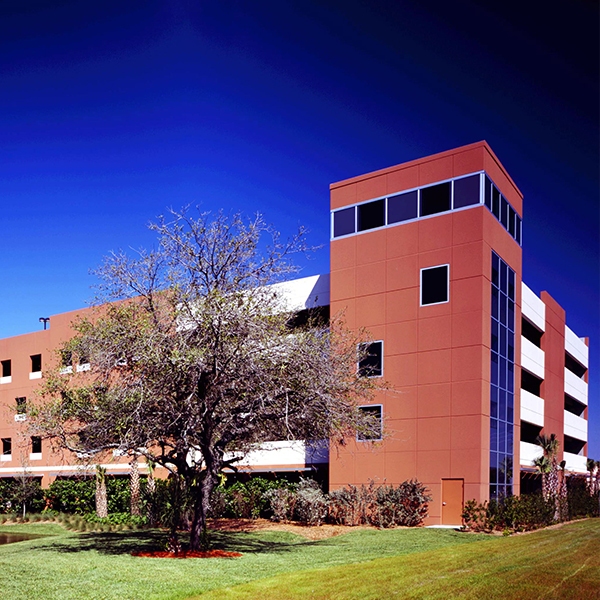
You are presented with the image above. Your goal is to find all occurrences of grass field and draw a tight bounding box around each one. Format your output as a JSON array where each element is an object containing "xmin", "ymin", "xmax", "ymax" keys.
[{"xmin": 0, "ymin": 519, "xmax": 598, "ymax": 599}]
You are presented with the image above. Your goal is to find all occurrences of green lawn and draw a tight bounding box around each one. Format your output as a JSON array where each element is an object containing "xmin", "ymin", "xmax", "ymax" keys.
[{"xmin": 0, "ymin": 520, "xmax": 598, "ymax": 600}]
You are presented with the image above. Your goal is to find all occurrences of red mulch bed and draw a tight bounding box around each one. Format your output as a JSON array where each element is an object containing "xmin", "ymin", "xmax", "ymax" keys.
[{"xmin": 132, "ymin": 549, "xmax": 242, "ymax": 559}]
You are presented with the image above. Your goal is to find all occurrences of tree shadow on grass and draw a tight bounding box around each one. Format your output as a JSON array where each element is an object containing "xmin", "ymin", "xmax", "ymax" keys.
[{"xmin": 40, "ymin": 528, "xmax": 320, "ymax": 557}]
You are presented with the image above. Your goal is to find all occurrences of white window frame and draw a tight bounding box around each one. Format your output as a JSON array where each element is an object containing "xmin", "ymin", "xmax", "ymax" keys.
[
  {"xmin": 356, "ymin": 404, "xmax": 383, "ymax": 442},
  {"xmin": 357, "ymin": 340, "xmax": 384, "ymax": 378},
  {"xmin": 420, "ymin": 264, "xmax": 450, "ymax": 307}
]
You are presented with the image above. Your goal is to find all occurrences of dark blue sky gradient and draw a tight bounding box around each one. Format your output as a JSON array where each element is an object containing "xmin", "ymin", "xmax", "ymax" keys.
[{"xmin": 1, "ymin": 1, "xmax": 598, "ymax": 454}]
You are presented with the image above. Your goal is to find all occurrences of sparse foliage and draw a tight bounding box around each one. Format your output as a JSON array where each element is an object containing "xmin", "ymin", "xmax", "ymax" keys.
[{"xmin": 31, "ymin": 209, "xmax": 378, "ymax": 550}]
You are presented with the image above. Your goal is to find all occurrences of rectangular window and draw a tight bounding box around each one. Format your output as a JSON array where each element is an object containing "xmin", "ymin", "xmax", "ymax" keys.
[
  {"xmin": 453, "ymin": 174, "xmax": 480, "ymax": 209},
  {"xmin": 420, "ymin": 265, "xmax": 449, "ymax": 306},
  {"xmin": 484, "ymin": 176, "xmax": 492, "ymax": 210},
  {"xmin": 1, "ymin": 438, "xmax": 11, "ymax": 456},
  {"xmin": 16, "ymin": 397, "xmax": 26, "ymax": 414},
  {"xmin": 358, "ymin": 341, "xmax": 383, "ymax": 378},
  {"xmin": 61, "ymin": 350, "xmax": 72, "ymax": 368},
  {"xmin": 420, "ymin": 182, "xmax": 451, "ymax": 217},
  {"xmin": 357, "ymin": 405, "xmax": 383, "ymax": 441},
  {"xmin": 1, "ymin": 359, "xmax": 11, "ymax": 378},
  {"xmin": 31, "ymin": 354, "xmax": 42, "ymax": 373},
  {"xmin": 357, "ymin": 199, "xmax": 385, "ymax": 232},
  {"xmin": 333, "ymin": 206, "xmax": 355, "ymax": 238},
  {"xmin": 500, "ymin": 197, "xmax": 509, "ymax": 229},
  {"xmin": 491, "ymin": 186, "xmax": 500, "ymax": 219},
  {"xmin": 387, "ymin": 190, "xmax": 418, "ymax": 224},
  {"xmin": 31, "ymin": 436, "xmax": 42, "ymax": 454}
]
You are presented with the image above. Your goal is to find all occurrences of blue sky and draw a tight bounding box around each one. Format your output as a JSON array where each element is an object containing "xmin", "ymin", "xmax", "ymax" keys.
[{"xmin": 0, "ymin": 1, "xmax": 598, "ymax": 455}]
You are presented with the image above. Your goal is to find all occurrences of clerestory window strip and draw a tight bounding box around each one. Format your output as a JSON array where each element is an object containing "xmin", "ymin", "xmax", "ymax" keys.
[{"xmin": 331, "ymin": 171, "xmax": 522, "ymax": 246}]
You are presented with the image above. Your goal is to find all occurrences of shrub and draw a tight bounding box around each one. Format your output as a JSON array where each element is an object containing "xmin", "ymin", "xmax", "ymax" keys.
[
  {"xmin": 294, "ymin": 478, "xmax": 328, "ymax": 526},
  {"xmin": 568, "ymin": 477, "xmax": 599, "ymax": 519},
  {"xmin": 462, "ymin": 494, "xmax": 555, "ymax": 533},
  {"xmin": 264, "ymin": 486, "xmax": 297, "ymax": 522},
  {"xmin": 328, "ymin": 480, "xmax": 431, "ymax": 527}
]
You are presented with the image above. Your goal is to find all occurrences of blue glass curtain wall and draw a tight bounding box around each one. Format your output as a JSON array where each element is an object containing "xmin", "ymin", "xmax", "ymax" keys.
[{"xmin": 490, "ymin": 252, "xmax": 516, "ymax": 500}]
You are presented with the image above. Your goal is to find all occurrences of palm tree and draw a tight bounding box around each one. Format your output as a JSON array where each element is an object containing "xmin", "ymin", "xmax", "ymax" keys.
[
  {"xmin": 558, "ymin": 460, "xmax": 569, "ymax": 521},
  {"xmin": 130, "ymin": 455, "xmax": 141, "ymax": 517},
  {"xmin": 536, "ymin": 433, "xmax": 560, "ymax": 521},
  {"xmin": 533, "ymin": 455, "xmax": 551, "ymax": 500},
  {"xmin": 95, "ymin": 465, "xmax": 108, "ymax": 518},
  {"xmin": 586, "ymin": 458, "xmax": 596, "ymax": 494}
]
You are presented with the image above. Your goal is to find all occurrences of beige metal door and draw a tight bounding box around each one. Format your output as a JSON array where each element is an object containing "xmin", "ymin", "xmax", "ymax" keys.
[{"xmin": 441, "ymin": 479, "xmax": 464, "ymax": 525}]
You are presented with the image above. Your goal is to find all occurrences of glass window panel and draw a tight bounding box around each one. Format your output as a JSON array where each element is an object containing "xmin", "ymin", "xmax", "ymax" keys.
[
  {"xmin": 490, "ymin": 465, "xmax": 497, "ymax": 484},
  {"xmin": 499, "ymin": 389, "xmax": 506, "ymax": 421},
  {"xmin": 508, "ymin": 206, "xmax": 516, "ymax": 236},
  {"xmin": 507, "ymin": 333, "xmax": 514, "ymax": 362},
  {"xmin": 500, "ymin": 262, "xmax": 508, "ymax": 293},
  {"xmin": 358, "ymin": 341, "xmax": 383, "ymax": 378},
  {"xmin": 420, "ymin": 182, "xmax": 451, "ymax": 217},
  {"xmin": 453, "ymin": 174, "xmax": 480, "ymax": 209},
  {"xmin": 500, "ymin": 294, "xmax": 507, "ymax": 326},
  {"xmin": 357, "ymin": 199, "xmax": 385, "ymax": 232},
  {"xmin": 421, "ymin": 265, "xmax": 449, "ymax": 305},
  {"xmin": 508, "ymin": 270, "xmax": 515, "ymax": 301},
  {"xmin": 357, "ymin": 405, "xmax": 383, "ymax": 441},
  {"xmin": 508, "ymin": 300, "xmax": 515, "ymax": 331},
  {"xmin": 507, "ymin": 362, "xmax": 514, "ymax": 393},
  {"xmin": 490, "ymin": 485, "xmax": 498, "ymax": 500},
  {"xmin": 490, "ymin": 419, "xmax": 498, "ymax": 451},
  {"xmin": 500, "ymin": 327, "xmax": 507, "ymax": 357},
  {"xmin": 500, "ymin": 197, "xmax": 509, "ymax": 229},
  {"xmin": 333, "ymin": 207, "xmax": 355, "ymax": 237},
  {"xmin": 387, "ymin": 190, "xmax": 418, "ymax": 224},
  {"xmin": 491, "ymin": 386, "xmax": 498, "ymax": 418},
  {"xmin": 491, "ymin": 321, "xmax": 499, "ymax": 352},
  {"xmin": 492, "ymin": 253, "xmax": 499, "ymax": 287},
  {"xmin": 499, "ymin": 357, "xmax": 507, "ymax": 390},
  {"xmin": 497, "ymin": 462, "xmax": 505, "ymax": 484},
  {"xmin": 484, "ymin": 176, "xmax": 492, "ymax": 209},
  {"xmin": 491, "ymin": 352, "xmax": 499, "ymax": 385},
  {"xmin": 515, "ymin": 216, "xmax": 522, "ymax": 245},
  {"xmin": 491, "ymin": 287, "xmax": 499, "ymax": 319},
  {"xmin": 492, "ymin": 186, "xmax": 501, "ymax": 219}
]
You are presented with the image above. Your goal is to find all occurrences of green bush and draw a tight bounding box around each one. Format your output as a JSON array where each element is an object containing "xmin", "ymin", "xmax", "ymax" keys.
[
  {"xmin": 567, "ymin": 477, "xmax": 599, "ymax": 519},
  {"xmin": 0, "ymin": 477, "xmax": 45, "ymax": 515},
  {"xmin": 294, "ymin": 478, "xmax": 328, "ymax": 526},
  {"xmin": 462, "ymin": 494, "xmax": 555, "ymax": 533},
  {"xmin": 328, "ymin": 480, "xmax": 431, "ymax": 528}
]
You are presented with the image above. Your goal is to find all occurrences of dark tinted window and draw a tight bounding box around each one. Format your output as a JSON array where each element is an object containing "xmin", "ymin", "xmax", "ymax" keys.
[
  {"xmin": 508, "ymin": 206, "xmax": 516, "ymax": 237},
  {"xmin": 16, "ymin": 397, "xmax": 26, "ymax": 414},
  {"xmin": 500, "ymin": 197, "xmax": 509, "ymax": 229},
  {"xmin": 1, "ymin": 438, "xmax": 11, "ymax": 455},
  {"xmin": 388, "ymin": 191, "xmax": 417, "ymax": 224},
  {"xmin": 31, "ymin": 436, "xmax": 42, "ymax": 454},
  {"xmin": 492, "ymin": 186, "xmax": 500, "ymax": 219},
  {"xmin": 515, "ymin": 216, "xmax": 522, "ymax": 245},
  {"xmin": 484, "ymin": 176, "xmax": 492, "ymax": 209},
  {"xmin": 453, "ymin": 174, "xmax": 480, "ymax": 208},
  {"xmin": 358, "ymin": 341, "xmax": 383, "ymax": 377},
  {"xmin": 1, "ymin": 360, "xmax": 10, "ymax": 377},
  {"xmin": 357, "ymin": 405, "xmax": 383, "ymax": 441},
  {"xmin": 31, "ymin": 354, "xmax": 42, "ymax": 373},
  {"xmin": 420, "ymin": 182, "xmax": 451, "ymax": 217},
  {"xmin": 333, "ymin": 207, "xmax": 355, "ymax": 237},
  {"xmin": 357, "ymin": 199, "xmax": 385, "ymax": 231},
  {"xmin": 421, "ymin": 265, "xmax": 449, "ymax": 305}
]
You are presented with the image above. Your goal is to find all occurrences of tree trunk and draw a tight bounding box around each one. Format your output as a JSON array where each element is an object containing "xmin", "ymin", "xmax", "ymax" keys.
[
  {"xmin": 190, "ymin": 470, "xmax": 217, "ymax": 551},
  {"xmin": 130, "ymin": 457, "xmax": 141, "ymax": 516},
  {"xmin": 95, "ymin": 467, "xmax": 108, "ymax": 518}
]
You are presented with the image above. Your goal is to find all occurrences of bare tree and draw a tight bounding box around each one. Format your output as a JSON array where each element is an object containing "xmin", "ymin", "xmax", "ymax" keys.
[{"xmin": 32, "ymin": 210, "xmax": 379, "ymax": 550}]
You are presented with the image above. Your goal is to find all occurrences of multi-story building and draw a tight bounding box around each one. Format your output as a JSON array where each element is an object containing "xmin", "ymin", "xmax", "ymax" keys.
[{"xmin": 0, "ymin": 142, "xmax": 590, "ymax": 525}]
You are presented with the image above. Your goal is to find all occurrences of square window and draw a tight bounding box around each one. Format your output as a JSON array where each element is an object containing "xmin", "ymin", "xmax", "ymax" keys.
[
  {"xmin": 420, "ymin": 265, "xmax": 449, "ymax": 306},
  {"xmin": 1, "ymin": 359, "xmax": 11, "ymax": 378},
  {"xmin": 358, "ymin": 341, "xmax": 383, "ymax": 378},
  {"xmin": 333, "ymin": 207, "xmax": 355, "ymax": 238},
  {"xmin": 420, "ymin": 182, "xmax": 451, "ymax": 217},
  {"xmin": 357, "ymin": 199, "xmax": 385, "ymax": 232},
  {"xmin": 16, "ymin": 397, "xmax": 26, "ymax": 414},
  {"xmin": 2, "ymin": 438, "xmax": 11, "ymax": 455},
  {"xmin": 387, "ymin": 190, "xmax": 417, "ymax": 224},
  {"xmin": 31, "ymin": 354, "xmax": 42, "ymax": 373},
  {"xmin": 31, "ymin": 436, "xmax": 42, "ymax": 454},
  {"xmin": 453, "ymin": 174, "xmax": 481, "ymax": 209},
  {"xmin": 357, "ymin": 405, "xmax": 383, "ymax": 441}
]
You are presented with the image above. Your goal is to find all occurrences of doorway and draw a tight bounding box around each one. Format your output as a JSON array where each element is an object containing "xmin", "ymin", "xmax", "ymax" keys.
[{"xmin": 441, "ymin": 478, "xmax": 464, "ymax": 525}]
